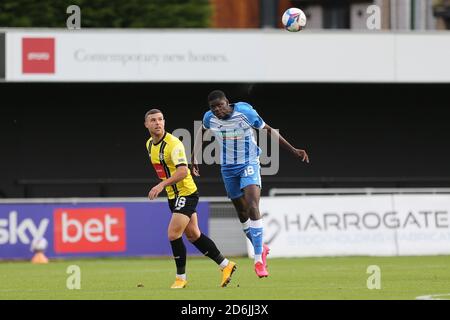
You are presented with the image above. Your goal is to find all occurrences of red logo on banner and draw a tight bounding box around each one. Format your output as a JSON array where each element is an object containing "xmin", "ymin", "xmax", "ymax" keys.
[
  {"xmin": 53, "ymin": 208, "xmax": 126, "ymax": 253},
  {"xmin": 22, "ymin": 38, "xmax": 55, "ymax": 74}
]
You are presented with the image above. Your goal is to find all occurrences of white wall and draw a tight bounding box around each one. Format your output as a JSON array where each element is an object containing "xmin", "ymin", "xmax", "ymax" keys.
[{"xmin": 247, "ymin": 195, "xmax": 450, "ymax": 257}]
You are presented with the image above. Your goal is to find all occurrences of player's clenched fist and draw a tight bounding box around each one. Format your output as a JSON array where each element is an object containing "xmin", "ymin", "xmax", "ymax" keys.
[
  {"xmin": 191, "ymin": 163, "xmax": 200, "ymax": 177},
  {"xmin": 293, "ymin": 148, "xmax": 309, "ymax": 163},
  {"xmin": 148, "ymin": 184, "xmax": 164, "ymax": 200}
]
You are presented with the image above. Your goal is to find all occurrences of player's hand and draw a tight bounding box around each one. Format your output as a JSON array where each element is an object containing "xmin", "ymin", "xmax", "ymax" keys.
[
  {"xmin": 191, "ymin": 163, "xmax": 200, "ymax": 177},
  {"xmin": 293, "ymin": 148, "xmax": 309, "ymax": 163},
  {"xmin": 148, "ymin": 183, "xmax": 164, "ymax": 200}
]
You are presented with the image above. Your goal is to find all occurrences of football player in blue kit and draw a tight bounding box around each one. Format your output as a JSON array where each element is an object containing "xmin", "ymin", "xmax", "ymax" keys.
[{"xmin": 191, "ymin": 90, "xmax": 309, "ymax": 278}]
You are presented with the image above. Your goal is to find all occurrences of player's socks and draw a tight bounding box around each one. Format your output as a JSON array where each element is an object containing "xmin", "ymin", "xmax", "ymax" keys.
[
  {"xmin": 171, "ymin": 276, "xmax": 187, "ymax": 289},
  {"xmin": 170, "ymin": 237, "xmax": 187, "ymax": 275},
  {"xmin": 192, "ymin": 234, "xmax": 237, "ymax": 287},
  {"xmin": 176, "ymin": 273, "xmax": 186, "ymax": 280},
  {"xmin": 250, "ymin": 219, "xmax": 264, "ymax": 264},
  {"xmin": 192, "ymin": 233, "xmax": 225, "ymax": 265},
  {"xmin": 242, "ymin": 219, "xmax": 254, "ymax": 245},
  {"xmin": 219, "ymin": 258, "xmax": 230, "ymax": 269}
]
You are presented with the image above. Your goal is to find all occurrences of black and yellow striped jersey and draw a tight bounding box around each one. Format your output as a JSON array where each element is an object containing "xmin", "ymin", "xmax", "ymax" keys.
[{"xmin": 146, "ymin": 132, "xmax": 197, "ymax": 200}]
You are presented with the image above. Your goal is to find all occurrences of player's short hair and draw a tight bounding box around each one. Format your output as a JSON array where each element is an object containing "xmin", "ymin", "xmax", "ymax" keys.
[
  {"xmin": 144, "ymin": 109, "xmax": 164, "ymax": 120},
  {"xmin": 207, "ymin": 90, "xmax": 226, "ymax": 102}
]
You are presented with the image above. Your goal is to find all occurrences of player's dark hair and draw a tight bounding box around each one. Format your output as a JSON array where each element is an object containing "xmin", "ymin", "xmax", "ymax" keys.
[
  {"xmin": 207, "ymin": 90, "xmax": 226, "ymax": 102},
  {"xmin": 144, "ymin": 109, "xmax": 163, "ymax": 120}
]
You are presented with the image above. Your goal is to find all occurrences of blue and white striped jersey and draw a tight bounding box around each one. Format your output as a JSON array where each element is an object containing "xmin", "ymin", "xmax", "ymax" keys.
[{"xmin": 203, "ymin": 102, "xmax": 266, "ymax": 168}]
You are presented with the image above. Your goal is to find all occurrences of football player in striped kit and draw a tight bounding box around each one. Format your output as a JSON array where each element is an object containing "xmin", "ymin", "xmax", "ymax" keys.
[
  {"xmin": 192, "ymin": 90, "xmax": 309, "ymax": 278},
  {"xmin": 145, "ymin": 108, "xmax": 236, "ymax": 289}
]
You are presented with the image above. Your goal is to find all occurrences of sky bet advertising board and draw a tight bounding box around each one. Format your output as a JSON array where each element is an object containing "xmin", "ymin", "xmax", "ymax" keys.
[{"xmin": 0, "ymin": 201, "xmax": 209, "ymax": 260}]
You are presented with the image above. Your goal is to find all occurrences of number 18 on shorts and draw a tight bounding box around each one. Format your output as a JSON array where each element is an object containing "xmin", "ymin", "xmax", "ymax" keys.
[
  {"xmin": 168, "ymin": 193, "xmax": 199, "ymax": 217},
  {"xmin": 222, "ymin": 164, "xmax": 262, "ymax": 200}
]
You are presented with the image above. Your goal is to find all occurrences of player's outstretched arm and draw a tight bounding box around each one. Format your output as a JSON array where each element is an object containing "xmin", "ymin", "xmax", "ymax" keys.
[
  {"xmin": 191, "ymin": 127, "xmax": 206, "ymax": 177},
  {"xmin": 148, "ymin": 166, "xmax": 189, "ymax": 200},
  {"xmin": 263, "ymin": 124, "xmax": 310, "ymax": 163}
]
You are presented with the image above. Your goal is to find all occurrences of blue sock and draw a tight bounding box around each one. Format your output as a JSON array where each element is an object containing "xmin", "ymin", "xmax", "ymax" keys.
[
  {"xmin": 243, "ymin": 228, "xmax": 253, "ymax": 245},
  {"xmin": 250, "ymin": 224, "xmax": 263, "ymax": 256},
  {"xmin": 242, "ymin": 219, "xmax": 253, "ymax": 245}
]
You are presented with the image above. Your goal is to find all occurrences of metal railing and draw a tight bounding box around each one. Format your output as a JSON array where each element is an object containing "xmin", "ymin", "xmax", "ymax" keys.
[
  {"xmin": 269, "ymin": 187, "xmax": 450, "ymax": 196},
  {"xmin": 14, "ymin": 176, "xmax": 450, "ymax": 198},
  {"xmin": 15, "ymin": 177, "xmax": 225, "ymax": 198}
]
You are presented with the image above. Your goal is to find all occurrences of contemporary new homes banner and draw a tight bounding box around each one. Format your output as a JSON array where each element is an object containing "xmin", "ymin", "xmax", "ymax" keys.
[{"xmin": 5, "ymin": 30, "xmax": 450, "ymax": 82}]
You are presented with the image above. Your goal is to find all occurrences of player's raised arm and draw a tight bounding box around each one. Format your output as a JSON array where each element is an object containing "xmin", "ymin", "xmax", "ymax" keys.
[{"xmin": 262, "ymin": 124, "xmax": 310, "ymax": 163}]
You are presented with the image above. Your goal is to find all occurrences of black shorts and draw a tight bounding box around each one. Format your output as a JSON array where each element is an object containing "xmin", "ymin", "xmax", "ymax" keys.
[{"xmin": 168, "ymin": 192, "xmax": 199, "ymax": 217}]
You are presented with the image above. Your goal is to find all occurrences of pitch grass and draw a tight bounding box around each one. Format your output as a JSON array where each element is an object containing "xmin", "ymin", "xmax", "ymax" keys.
[{"xmin": 0, "ymin": 256, "xmax": 449, "ymax": 300}]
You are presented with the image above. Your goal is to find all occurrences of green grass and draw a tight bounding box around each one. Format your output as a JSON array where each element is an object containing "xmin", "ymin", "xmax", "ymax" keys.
[{"xmin": 0, "ymin": 256, "xmax": 450, "ymax": 300}]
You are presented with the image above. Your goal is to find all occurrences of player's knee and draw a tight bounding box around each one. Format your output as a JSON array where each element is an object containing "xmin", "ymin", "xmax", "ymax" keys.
[
  {"xmin": 237, "ymin": 210, "xmax": 249, "ymax": 223},
  {"xmin": 247, "ymin": 203, "xmax": 260, "ymax": 219},
  {"xmin": 247, "ymin": 202, "xmax": 259, "ymax": 213},
  {"xmin": 168, "ymin": 229, "xmax": 183, "ymax": 241},
  {"xmin": 183, "ymin": 222, "xmax": 201, "ymax": 242},
  {"xmin": 185, "ymin": 230, "xmax": 201, "ymax": 242}
]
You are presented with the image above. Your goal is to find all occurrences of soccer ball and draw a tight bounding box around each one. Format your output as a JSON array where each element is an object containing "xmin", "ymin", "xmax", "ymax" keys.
[
  {"xmin": 282, "ymin": 7, "xmax": 307, "ymax": 32},
  {"xmin": 30, "ymin": 237, "xmax": 48, "ymax": 252}
]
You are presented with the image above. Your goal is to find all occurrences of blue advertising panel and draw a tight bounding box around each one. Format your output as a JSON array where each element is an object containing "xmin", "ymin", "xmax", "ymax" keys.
[{"xmin": 0, "ymin": 201, "xmax": 209, "ymax": 260}]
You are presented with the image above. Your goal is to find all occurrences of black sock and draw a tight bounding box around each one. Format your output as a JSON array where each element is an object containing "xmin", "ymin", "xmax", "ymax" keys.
[
  {"xmin": 192, "ymin": 233, "xmax": 225, "ymax": 265},
  {"xmin": 170, "ymin": 237, "xmax": 186, "ymax": 275}
]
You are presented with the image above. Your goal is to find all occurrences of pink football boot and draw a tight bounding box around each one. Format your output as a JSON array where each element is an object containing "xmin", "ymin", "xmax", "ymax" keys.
[
  {"xmin": 254, "ymin": 261, "xmax": 269, "ymax": 278},
  {"xmin": 262, "ymin": 244, "xmax": 270, "ymax": 268}
]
